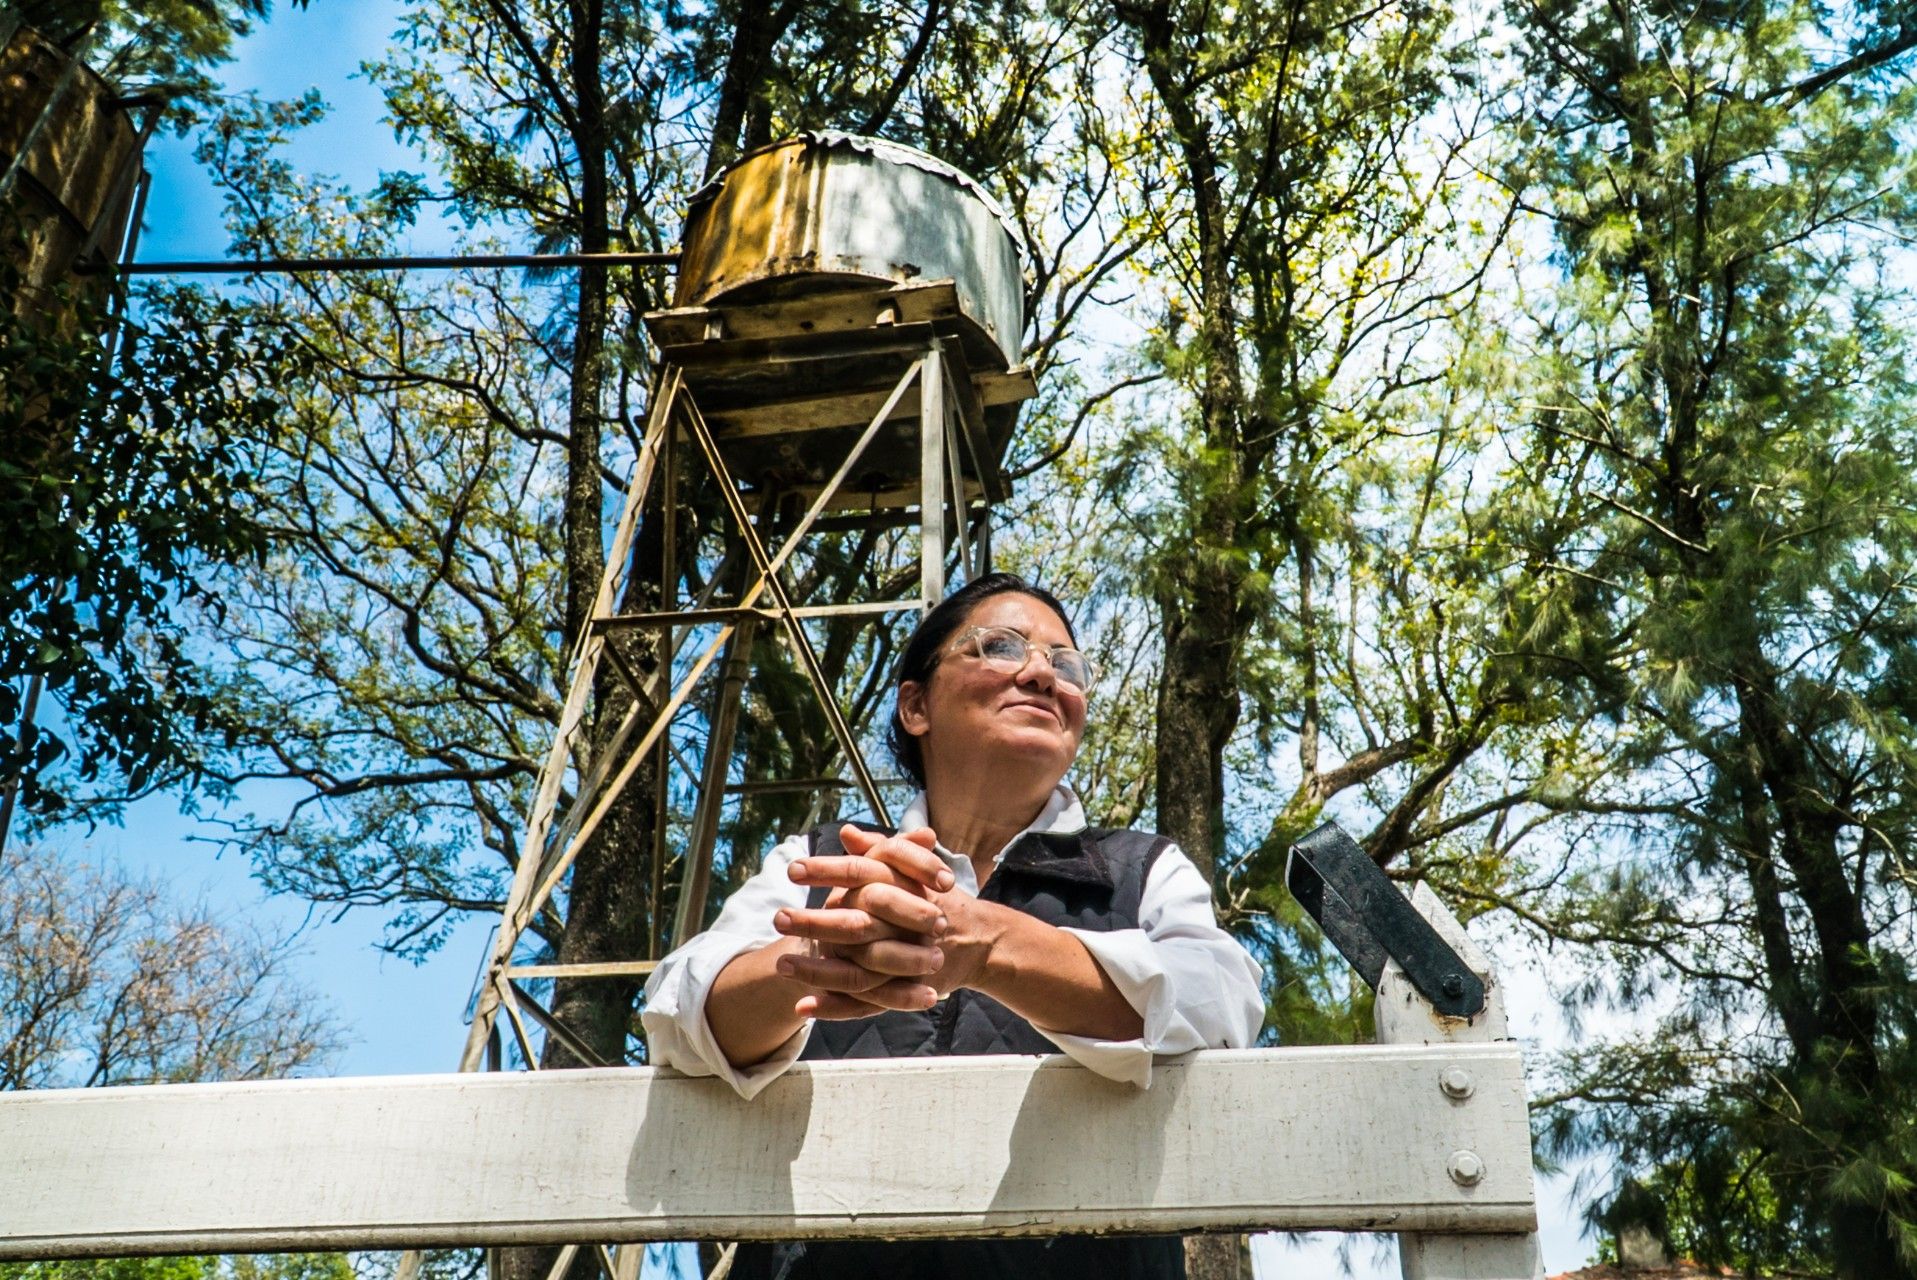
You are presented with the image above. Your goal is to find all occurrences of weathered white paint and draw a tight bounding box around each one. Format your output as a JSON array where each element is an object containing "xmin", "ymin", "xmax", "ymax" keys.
[
  {"xmin": 1377, "ymin": 882, "xmax": 1545, "ymax": 1280},
  {"xmin": 1373, "ymin": 883, "xmax": 1512, "ymax": 1047},
  {"xmin": 1401, "ymin": 1234, "xmax": 1548, "ymax": 1280},
  {"xmin": 1, "ymin": 1045, "xmax": 1534, "ymax": 1258}
]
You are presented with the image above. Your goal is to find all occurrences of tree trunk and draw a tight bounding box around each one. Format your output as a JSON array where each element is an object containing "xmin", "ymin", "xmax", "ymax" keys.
[
  {"xmin": 704, "ymin": 0, "xmax": 800, "ymax": 180},
  {"xmin": 1121, "ymin": 9, "xmax": 1252, "ymax": 1275},
  {"xmin": 1154, "ymin": 568, "xmax": 1242, "ymax": 881},
  {"xmin": 1729, "ymin": 657, "xmax": 1902, "ymax": 1279},
  {"xmin": 498, "ymin": 6, "xmax": 645, "ymax": 1279}
]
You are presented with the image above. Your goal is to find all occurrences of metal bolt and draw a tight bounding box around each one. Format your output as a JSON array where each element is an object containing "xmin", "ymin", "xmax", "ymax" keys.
[
  {"xmin": 1448, "ymin": 1150, "xmax": 1485, "ymax": 1186},
  {"xmin": 1439, "ymin": 1066, "xmax": 1475, "ymax": 1100},
  {"xmin": 1440, "ymin": 973, "xmax": 1466, "ymax": 999}
]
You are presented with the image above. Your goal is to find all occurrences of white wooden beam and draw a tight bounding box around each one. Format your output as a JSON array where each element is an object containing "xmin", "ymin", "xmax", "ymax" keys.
[
  {"xmin": 1378, "ymin": 883, "xmax": 1546, "ymax": 1280},
  {"xmin": 1, "ymin": 1046, "xmax": 1535, "ymax": 1258}
]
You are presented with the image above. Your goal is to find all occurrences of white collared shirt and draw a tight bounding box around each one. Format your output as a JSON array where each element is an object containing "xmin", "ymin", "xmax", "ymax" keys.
[{"xmin": 640, "ymin": 786, "xmax": 1265, "ymax": 1098}]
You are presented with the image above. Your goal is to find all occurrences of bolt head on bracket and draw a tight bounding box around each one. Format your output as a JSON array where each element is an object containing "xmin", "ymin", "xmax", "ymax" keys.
[{"xmin": 1447, "ymin": 1150, "xmax": 1486, "ymax": 1186}]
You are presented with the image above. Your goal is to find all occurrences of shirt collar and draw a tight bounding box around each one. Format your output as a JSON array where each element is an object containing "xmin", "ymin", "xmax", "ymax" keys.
[
  {"xmin": 897, "ymin": 784, "xmax": 1111, "ymax": 890},
  {"xmin": 899, "ymin": 783, "xmax": 1087, "ymax": 863}
]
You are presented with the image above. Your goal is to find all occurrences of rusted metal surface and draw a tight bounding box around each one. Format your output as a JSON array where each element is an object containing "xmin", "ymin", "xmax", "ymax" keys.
[
  {"xmin": 650, "ymin": 137, "xmax": 1036, "ymax": 505},
  {"xmin": 0, "ymin": 19, "xmax": 141, "ymax": 302},
  {"xmin": 676, "ymin": 132, "xmax": 1025, "ymax": 371}
]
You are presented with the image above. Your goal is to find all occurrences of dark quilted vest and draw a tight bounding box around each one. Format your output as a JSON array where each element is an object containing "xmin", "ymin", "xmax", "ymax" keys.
[{"xmin": 731, "ymin": 822, "xmax": 1189, "ymax": 1280}]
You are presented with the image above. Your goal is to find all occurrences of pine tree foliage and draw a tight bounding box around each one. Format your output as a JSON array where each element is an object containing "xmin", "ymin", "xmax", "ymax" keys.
[{"xmin": 1493, "ymin": 0, "xmax": 1917, "ymax": 1269}]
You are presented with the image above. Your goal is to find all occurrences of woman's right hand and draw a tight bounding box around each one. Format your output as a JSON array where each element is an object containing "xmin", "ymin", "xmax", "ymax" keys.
[{"xmin": 771, "ymin": 826, "xmax": 954, "ymax": 1018}]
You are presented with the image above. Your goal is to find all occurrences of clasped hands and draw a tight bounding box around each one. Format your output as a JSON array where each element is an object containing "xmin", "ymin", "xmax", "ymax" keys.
[{"xmin": 770, "ymin": 825, "xmax": 996, "ymax": 1021}]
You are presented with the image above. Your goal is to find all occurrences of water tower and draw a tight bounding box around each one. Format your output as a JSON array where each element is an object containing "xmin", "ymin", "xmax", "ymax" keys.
[{"xmin": 447, "ymin": 132, "xmax": 1037, "ymax": 1151}]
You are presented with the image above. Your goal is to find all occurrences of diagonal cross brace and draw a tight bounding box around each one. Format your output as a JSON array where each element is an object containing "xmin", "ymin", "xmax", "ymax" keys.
[{"xmin": 1285, "ymin": 821, "xmax": 1486, "ymax": 1018}]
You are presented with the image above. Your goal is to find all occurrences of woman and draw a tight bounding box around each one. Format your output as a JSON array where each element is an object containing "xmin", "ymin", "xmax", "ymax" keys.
[{"xmin": 643, "ymin": 573, "xmax": 1264, "ymax": 1279}]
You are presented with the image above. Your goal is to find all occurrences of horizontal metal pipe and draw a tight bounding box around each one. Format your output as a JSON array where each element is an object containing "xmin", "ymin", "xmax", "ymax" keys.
[
  {"xmin": 87, "ymin": 251, "xmax": 680, "ymax": 276},
  {"xmin": 592, "ymin": 599, "xmax": 917, "ymax": 631}
]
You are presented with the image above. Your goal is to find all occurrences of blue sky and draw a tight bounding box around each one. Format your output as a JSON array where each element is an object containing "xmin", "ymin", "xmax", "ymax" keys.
[
  {"xmin": 138, "ymin": 0, "xmax": 442, "ymax": 261},
  {"xmin": 69, "ymin": 3, "xmax": 1606, "ymax": 1272}
]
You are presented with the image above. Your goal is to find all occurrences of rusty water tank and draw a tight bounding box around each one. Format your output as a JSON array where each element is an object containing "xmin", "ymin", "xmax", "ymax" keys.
[
  {"xmin": 650, "ymin": 134, "xmax": 1037, "ymax": 508},
  {"xmin": 0, "ymin": 16, "xmax": 142, "ymax": 313},
  {"xmin": 676, "ymin": 132, "xmax": 1026, "ymax": 371}
]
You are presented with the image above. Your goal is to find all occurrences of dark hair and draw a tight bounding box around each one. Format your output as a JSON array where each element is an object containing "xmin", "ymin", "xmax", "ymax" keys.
[{"xmin": 885, "ymin": 572, "xmax": 1079, "ymax": 789}]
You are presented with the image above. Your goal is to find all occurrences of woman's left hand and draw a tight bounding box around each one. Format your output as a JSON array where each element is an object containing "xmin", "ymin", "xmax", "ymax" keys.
[{"xmin": 913, "ymin": 889, "xmax": 1003, "ymax": 996}]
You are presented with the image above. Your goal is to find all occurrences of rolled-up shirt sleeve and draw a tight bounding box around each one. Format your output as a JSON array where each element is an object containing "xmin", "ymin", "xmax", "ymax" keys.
[
  {"xmin": 1046, "ymin": 844, "xmax": 1265, "ymax": 1088},
  {"xmin": 640, "ymin": 834, "xmax": 813, "ymax": 1099}
]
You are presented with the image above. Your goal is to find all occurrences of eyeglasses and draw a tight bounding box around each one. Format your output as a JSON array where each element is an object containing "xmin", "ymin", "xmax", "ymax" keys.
[{"xmin": 949, "ymin": 625, "xmax": 1098, "ymax": 693}]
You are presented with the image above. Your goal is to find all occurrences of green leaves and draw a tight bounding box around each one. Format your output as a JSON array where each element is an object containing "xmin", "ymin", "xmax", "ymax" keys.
[
  {"xmin": 0, "ymin": 221, "xmax": 285, "ymax": 818},
  {"xmin": 9, "ymin": 0, "xmax": 287, "ymax": 128},
  {"xmin": 0, "ymin": 1256, "xmax": 357, "ymax": 1280}
]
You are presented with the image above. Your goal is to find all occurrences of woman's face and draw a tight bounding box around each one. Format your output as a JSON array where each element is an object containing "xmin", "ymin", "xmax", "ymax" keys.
[{"xmin": 897, "ymin": 593, "xmax": 1088, "ymax": 788}]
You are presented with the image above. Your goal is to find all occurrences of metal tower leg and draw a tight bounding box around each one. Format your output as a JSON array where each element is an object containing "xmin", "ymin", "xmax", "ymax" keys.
[
  {"xmin": 453, "ymin": 368, "xmax": 678, "ymax": 1076},
  {"xmin": 442, "ymin": 347, "xmax": 937, "ymax": 1077},
  {"xmin": 674, "ymin": 569, "xmax": 759, "ymax": 941}
]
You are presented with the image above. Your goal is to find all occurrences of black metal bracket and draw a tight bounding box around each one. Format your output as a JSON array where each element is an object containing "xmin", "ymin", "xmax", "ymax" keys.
[{"xmin": 1284, "ymin": 821, "xmax": 1486, "ymax": 1018}]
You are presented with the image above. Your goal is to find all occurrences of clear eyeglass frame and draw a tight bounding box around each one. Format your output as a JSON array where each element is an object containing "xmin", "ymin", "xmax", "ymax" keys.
[{"xmin": 949, "ymin": 625, "xmax": 1098, "ymax": 693}]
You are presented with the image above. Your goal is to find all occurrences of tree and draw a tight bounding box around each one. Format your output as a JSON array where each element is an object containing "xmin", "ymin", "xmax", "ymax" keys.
[
  {"xmin": 1, "ymin": 0, "xmax": 311, "ymax": 826},
  {"xmin": 154, "ymin": 5, "xmax": 1139, "ymax": 1277},
  {"xmin": 0, "ymin": 839, "xmax": 354, "ymax": 1280},
  {"xmin": 172, "ymin": 0, "xmax": 1136, "ymax": 991},
  {"xmin": 6, "ymin": 0, "xmax": 304, "ymax": 124},
  {"xmin": 1096, "ymin": 0, "xmax": 1539, "ymax": 1272},
  {"xmin": 0, "ymin": 249, "xmax": 286, "ymax": 823},
  {"xmin": 102, "ymin": 0, "xmax": 1917, "ymax": 1270},
  {"xmin": 1489, "ymin": 0, "xmax": 1917, "ymax": 1270},
  {"xmin": 1100, "ymin": 0, "xmax": 1583, "ymax": 901},
  {"xmin": 0, "ymin": 841, "xmax": 339, "ymax": 1089},
  {"xmin": 0, "ymin": 1243, "xmax": 359, "ymax": 1280}
]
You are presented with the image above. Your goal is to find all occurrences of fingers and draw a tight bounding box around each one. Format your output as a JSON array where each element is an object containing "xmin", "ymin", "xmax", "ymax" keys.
[
  {"xmin": 834, "ymin": 825, "xmax": 956, "ymax": 892},
  {"xmin": 787, "ymin": 854, "xmax": 955, "ymax": 910},
  {"xmin": 838, "ymin": 937, "xmax": 945, "ymax": 977},
  {"xmin": 770, "ymin": 825, "xmax": 958, "ymax": 1025},
  {"xmin": 776, "ymin": 885, "xmax": 946, "ymax": 942},
  {"xmin": 775, "ymin": 906, "xmax": 893, "ymax": 946},
  {"xmin": 776, "ymin": 951, "xmax": 938, "ymax": 1010},
  {"xmin": 788, "ymin": 856, "xmax": 915, "ymax": 894},
  {"xmin": 774, "ymin": 892, "xmax": 945, "ymax": 942},
  {"xmin": 807, "ymin": 978, "xmax": 935, "ymax": 1012},
  {"xmin": 776, "ymin": 940, "xmax": 941, "ymax": 981},
  {"xmin": 801, "ymin": 991, "xmax": 903, "ymax": 1020}
]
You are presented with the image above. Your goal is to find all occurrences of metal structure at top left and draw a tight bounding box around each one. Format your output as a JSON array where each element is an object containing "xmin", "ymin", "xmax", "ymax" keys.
[{"xmin": 455, "ymin": 134, "xmax": 1039, "ymax": 1087}]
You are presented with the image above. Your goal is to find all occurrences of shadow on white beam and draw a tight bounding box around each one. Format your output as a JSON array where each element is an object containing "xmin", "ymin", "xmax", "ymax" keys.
[{"xmin": 0, "ymin": 1046, "xmax": 1534, "ymax": 1258}]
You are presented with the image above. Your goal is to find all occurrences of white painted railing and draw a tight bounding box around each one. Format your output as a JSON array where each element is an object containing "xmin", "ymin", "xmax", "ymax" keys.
[{"xmin": 1, "ymin": 1046, "xmax": 1534, "ymax": 1261}]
